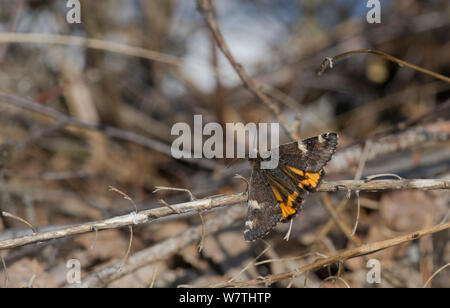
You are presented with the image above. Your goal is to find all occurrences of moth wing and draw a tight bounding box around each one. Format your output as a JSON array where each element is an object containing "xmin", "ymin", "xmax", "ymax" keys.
[
  {"xmin": 265, "ymin": 168, "xmax": 305, "ymax": 223},
  {"xmin": 278, "ymin": 132, "xmax": 338, "ymax": 172},
  {"xmin": 244, "ymin": 167, "xmax": 282, "ymax": 241}
]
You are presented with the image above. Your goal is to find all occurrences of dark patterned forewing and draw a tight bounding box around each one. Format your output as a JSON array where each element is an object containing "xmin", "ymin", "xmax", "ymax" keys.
[
  {"xmin": 265, "ymin": 168, "xmax": 305, "ymax": 223},
  {"xmin": 244, "ymin": 166, "xmax": 282, "ymax": 241},
  {"xmin": 279, "ymin": 132, "xmax": 338, "ymax": 172},
  {"xmin": 278, "ymin": 132, "xmax": 338, "ymax": 191},
  {"xmin": 244, "ymin": 133, "xmax": 338, "ymax": 241}
]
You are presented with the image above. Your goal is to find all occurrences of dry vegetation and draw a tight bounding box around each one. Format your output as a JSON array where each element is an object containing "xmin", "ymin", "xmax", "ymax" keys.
[{"xmin": 0, "ymin": 0, "xmax": 449, "ymax": 288}]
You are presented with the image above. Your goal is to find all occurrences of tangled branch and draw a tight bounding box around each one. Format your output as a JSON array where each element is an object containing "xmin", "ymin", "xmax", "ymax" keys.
[
  {"xmin": 213, "ymin": 222, "xmax": 450, "ymax": 287},
  {"xmin": 197, "ymin": 0, "xmax": 298, "ymax": 141},
  {"xmin": 1, "ymin": 178, "xmax": 448, "ymax": 251}
]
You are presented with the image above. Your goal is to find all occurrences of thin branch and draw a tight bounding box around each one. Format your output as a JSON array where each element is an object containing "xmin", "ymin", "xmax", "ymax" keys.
[
  {"xmin": 197, "ymin": 0, "xmax": 297, "ymax": 141},
  {"xmin": 320, "ymin": 275, "xmax": 350, "ymax": 288},
  {"xmin": 321, "ymin": 194, "xmax": 362, "ymax": 246},
  {"xmin": 149, "ymin": 265, "xmax": 158, "ymax": 288},
  {"xmin": 423, "ymin": 262, "xmax": 450, "ymax": 288},
  {"xmin": 1, "ymin": 254, "xmax": 8, "ymax": 288},
  {"xmin": 118, "ymin": 225, "xmax": 133, "ymax": 272},
  {"xmin": 221, "ymin": 121, "xmax": 450, "ymax": 178},
  {"xmin": 317, "ymin": 49, "xmax": 450, "ymax": 84},
  {"xmin": 73, "ymin": 206, "xmax": 245, "ymax": 288},
  {"xmin": 214, "ymin": 222, "xmax": 450, "ymax": 287},
  {"xmin": 1, "ymin": 179, "xmax": 449, "ymax": 251},
  {"xmin": 321, "ymin": 194, "xmax": 402, "ymax": 287},
  {"xmin": 153, "ymin": 186, "xmax": 195, "ymax": 201},
  {"xmin": 0, "ymin": 32, "xmax": 181, "ymax": 66},
  {"xmin": 0, "ymin": 32, "xmax": 305, "ymax": 133},
  {"xmin": 350, "ymin": 191, "xmax": 361, "ymax": 236},
  {"xmin": 0, "ymin": 92, "xmax": 216, "ymax": 170},
  {"xmin": 1, "ymin": 211, "xmax": 37, "ymax": 234},
  {"xmin": 317, "ymin": 179, "xmax": 450, "ymax": 192},
  {"xmin": 157, "ymin": 199, "xmax": 179, "ymax": 214},
  {"xmin": 0, "ymin": 192, "xmax": 246, "ymax": 250},
  {"xmin": 197, "ymin": 212, "xmax": 206, "ymax": 252},
  {"xmin": 109, "ymin": 186, "xmax": 138, "ymax": 213},
  {"xmin": 327, "ymin": 121, "xmax": 450, "ymax": 174},
  {"xmin": 315, "ymin": 198, "xmax": 350, "ymax": 240}
]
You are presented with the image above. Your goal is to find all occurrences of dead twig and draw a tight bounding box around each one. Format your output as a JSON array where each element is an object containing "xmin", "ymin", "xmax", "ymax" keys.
[
  {"xmin": 423, "ymin": 262, "xmax": 450, "ymax": 288},
  {"xmin": 318, "ymin": 179, "xmax": 450, "ymax": 192},
  {"xmin": 118, "ymin": 225, "xmax": 133, "ymax": 272},
  {"xmin": 0, "ymin": 32, "xmax": 181, "ymax": 66},
  {"xmin": 0, "ymin": 92, "xmax": 216, "ymax": 170},
  {"xmin": 72, "ymin": 206, "xmax": 245, "ymax": 288},
  {"xmin": 1, "ymin": 254, "xmax": 8, "ymax": 288},
  {"xmin": 0, "ymin": 179, "xmax": 449, "ymax": 251},
  {"xmin": 321, "ymin": 194, "xmax": 362, "ymax": 246},
  {"xmin": 221, "ymin": 121, "xmax": 450, "ymax": 178},
  {"xmin": 317, "ymin": 49, "xmax": 450, "ymax": 84},
  {"xmin": 197, "ymin": 0, "xmax": 297, "ymax": 141},
  {"xmin": 1, "ymin": 211, "xmax": 37, "ymax": 234},
  {"xmin": 327, "ymin": 121, "xmax": 450, "ymax": 174},
  {"xmin": 0, "ymin": 192, "xmax": 247, "ymax": 250},
  {"xmin": 214, "ymin": 222, "xmax": 450, "ymax": 287}
]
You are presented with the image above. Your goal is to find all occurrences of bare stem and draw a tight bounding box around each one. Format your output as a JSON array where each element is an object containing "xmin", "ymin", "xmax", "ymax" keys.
[
  {"xmin": 197, "ymin": 0, "xmax": 297, "ymax": 141},
  {"xmin": 1, "ymin": 179, "xmax": 448, "ymax": 251},
  {"xmin": 317, "ymin": 49, "xmax": 450, "ymax": 84},
  {"xmin": 215, "ymin": 222, "xmax": 450, "ymax": 287}
]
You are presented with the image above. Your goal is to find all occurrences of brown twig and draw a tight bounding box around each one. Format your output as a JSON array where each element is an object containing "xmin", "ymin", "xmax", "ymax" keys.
[
  {"xmin": 213, "ymin": 222, "xmax": 450, "ymax": 287},
  {"xmin": 1, "ymin": 211, "xmax": 37, "ymax": 234},
  {"xmin": 321, "ymin": 194, "xmax": 362, "ymax": 246},
  {"xmin": 327, "ymin": 121, "xmax": 450, "ymax": 173},
  {"xmin": 0, "ymin": 179, "xmax": 448, "ymax": 251},
  {"xmin": 0, "ymin": 32, "xmax": 181, "ymax": 66},
  {"xmin": 197, "ymin": 0, "xmax": 297, "ymax": 141},
  {"xmin": 72, "ymin": 206, "xmax": 245, "ymax": 288},
  {"xmin": 0, "ymin": 192, "xmax": 246, "ymax": 250},
  {"xmin": 317, "ymin": 179, "xmax": 450, "ymax": 192},
  {"xmin": 0, "ymin": 254, "xmax": 8, "ymax": 287},
  {"xmin": 317, "ymin": 49, "xmax": 450, "ymax": 84},
  {"xmin": 221, "ymin": 121, "xmax": 450, "ymax": 178},
  {"xmin": 423, "ymin": 262, "xmax": 450, "ymax": 288},
  {"xmin": 0, "ymin": 91, "xmax": 216, "ymax": 170}
]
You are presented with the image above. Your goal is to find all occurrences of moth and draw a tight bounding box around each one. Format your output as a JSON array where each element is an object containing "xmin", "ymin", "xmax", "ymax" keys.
[{"xmin": 244, "ymin": 132, "xmax": 338, "ymax": 241}]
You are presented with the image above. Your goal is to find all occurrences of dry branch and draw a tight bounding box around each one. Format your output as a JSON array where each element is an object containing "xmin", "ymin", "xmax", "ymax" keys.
[
  {"xmin": 72, "ymin": 206, "xmax": 245, "ymax": 288},
  {"xmin": 0, "ymin": 192, "xmax": 246, "ymax": 251},
  {"xmin": 0, "ymin": 32, "xmax": 181, "ymax": 66},
  {"xmin": 1, "ymin": 179, "xmax": 449, "ymax": 251},
  {"xmin": 317, "ymin": 49, "xmax": 450, "ymax": 84},
  {"xmin": 213, "ymin": 222, "xmax": 450, "ymax": 287},
  {"xmin": 318, "ymin": 179, "xmax": 450, "ymax": 192},
  {"xmin": 0, "ymin": 92, "xmax": 216, "ymax": 170},
  {"xmin": 197, "ymin": 0, "xmax": 297, "ymax": 141},
  {"xmin": 221, "ymin": 120, "xmax": 450, "ymax": 178},
  {"xmin": 327, "ymin": 121, "xmax": 450, "ymax": 173}
]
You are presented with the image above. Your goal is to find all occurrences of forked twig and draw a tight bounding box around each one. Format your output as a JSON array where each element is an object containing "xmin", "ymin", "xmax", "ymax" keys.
[
  {"xmin": 317, "ymin": 49, "xmax": 450, "ymax": 84},
  {"xmin": 213, "ymin": 222, "xmax": 450, "ymax": 287},
  {"xmin": 1, "ymin": 179, "xmax": 449, "ymax": 251},
  {"xmin": 197, "ymin": 0, "xmax": 297, "ymax": 141},
  {"xmin": 1, "ymin": 211, "xmax": 37, "ymax": 234}
]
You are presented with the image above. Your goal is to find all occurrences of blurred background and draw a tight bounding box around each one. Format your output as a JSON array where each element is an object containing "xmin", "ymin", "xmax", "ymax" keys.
[{"xmin": 0, "ymin": 0, "xmax": 449, "ymax": 287}]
